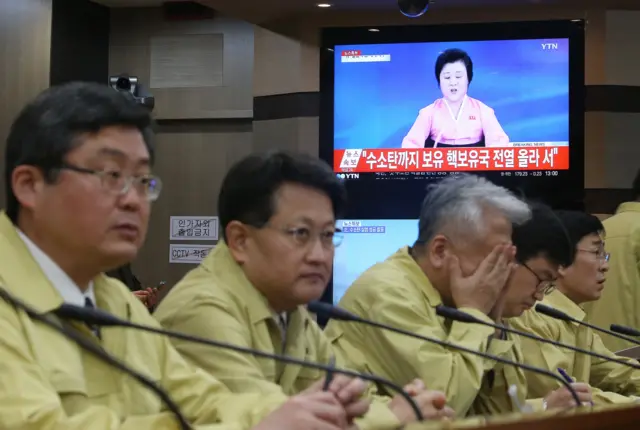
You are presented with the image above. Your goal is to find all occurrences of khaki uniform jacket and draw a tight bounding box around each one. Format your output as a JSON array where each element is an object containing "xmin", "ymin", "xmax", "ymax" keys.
[
  {"xmin": 0, "ymin": 213, "xmax": 285, "ymax": 430},
  {"xmin": 155, "ymin": 242, "xmax": 400, "ymax": 430},
  {"xmin": 585, "ymin": 202, "xmax": 640, "ymax": 352},
  {"xmin": 324, "ymin": 247, "xmax": 521, "ymax": 417},
  {"xmin": 511, "ymin": 290, "xmax": 640, "ymax": 404}
]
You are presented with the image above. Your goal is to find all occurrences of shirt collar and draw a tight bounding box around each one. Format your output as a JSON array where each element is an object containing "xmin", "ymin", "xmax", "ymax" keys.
[
  {"xmin": 542, "ymin": 289, "xmax": 585, "ymax": 321},
  {"xmin": 395, "ymin": 247, "xmax": 443, "ymax": 307},
  {"xmin": 16, "ymin": 229, "xmax": 96, "ymax": 307},
  {"xmin": 616, "ymin": 201, "xmax": 640, "ymax": 215},
  {"xmin": 202, "ymin": 242, "xmax": 302, "ymax": 325}
]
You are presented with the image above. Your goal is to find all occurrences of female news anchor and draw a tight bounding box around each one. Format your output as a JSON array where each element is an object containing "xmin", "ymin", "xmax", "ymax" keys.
[{"xmin": 401, "ymin": 48, "xmax": 509, "ymax": 149}]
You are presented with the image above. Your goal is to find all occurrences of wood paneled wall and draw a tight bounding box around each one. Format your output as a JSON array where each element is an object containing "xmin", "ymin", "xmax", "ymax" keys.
[
  {"xmin": 109, "ymin": 8, "xmax": 254, "ymax": 120},
  {"xmin": 109, "ymin": 9, "xmax": 256, "ymax": 286},
  {"xmin": 140, "ymin": 120, "xmax": 254, "ymax": 287},
  {"xmin": 0, "ymin": 0, "xmax": 52, "ymax": 210}
]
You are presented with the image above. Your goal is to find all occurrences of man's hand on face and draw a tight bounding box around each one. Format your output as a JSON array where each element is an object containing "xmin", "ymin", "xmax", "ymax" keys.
[
  {"xmin": 388, "ymin": 379, "xmax": 455, "ymax": 424},
  {"xmin": 449, "ymin": 243, "xmax": 517, "ymax": 315}
]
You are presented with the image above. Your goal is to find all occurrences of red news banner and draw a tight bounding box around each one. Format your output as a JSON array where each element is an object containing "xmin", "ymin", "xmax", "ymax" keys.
[{"xmin": 335, "ymin": 147, "xmax": 569, "ymax": 173}]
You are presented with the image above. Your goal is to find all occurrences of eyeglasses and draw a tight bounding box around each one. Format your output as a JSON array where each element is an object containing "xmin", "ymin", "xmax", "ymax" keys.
[
  {"xmin": 271, "ymin": 226, "xmax": 344, "ymax": 249},
  {"xmin": 521, "ymin": 262, "xmax": 556, "ymax": 295},
  {"xmin": 577, "ymin": 248, "xmax": 610, "ymax": 262},
  {"xmin": 59, "ymin": 163, "xmax": 162, "ymax": 201}
]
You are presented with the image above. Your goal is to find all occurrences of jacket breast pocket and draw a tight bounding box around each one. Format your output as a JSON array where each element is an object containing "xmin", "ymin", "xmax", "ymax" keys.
[
  {"xmin": 48, "ymin": 371, "xmax": 93, "ymax": 417},
  {"xmin": 292, "ymin": 345, "xmax": 325, "ymax": 391},
  {"xmin": 38, "ymin": 336, "xmax": 118, "ymax": 404},
  {"xmin": 297, "ymin": 356, "xmax": 324, "ymax": 381},
  {"xmin": 297, "ymin": 366, "xmax": 324, "ymax": 383}
]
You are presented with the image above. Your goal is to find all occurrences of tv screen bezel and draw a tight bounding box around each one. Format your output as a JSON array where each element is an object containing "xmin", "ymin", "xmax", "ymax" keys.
[
  {"xmin": 319, "ymin": 20, "xmax": 585, "ymax": 219},
  {"xmin": 318, "ymin": 21, "xmax": 585, "ymax": 324}
]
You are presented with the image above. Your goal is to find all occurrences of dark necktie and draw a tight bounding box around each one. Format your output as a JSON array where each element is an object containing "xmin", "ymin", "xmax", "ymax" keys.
[
  {"xmin": 277, "ymin": 314, "xmax": 288, "ymax": 353},
  {"xmin": 84, "ymin": 297, "xmax": 101, "ymax": 339}
]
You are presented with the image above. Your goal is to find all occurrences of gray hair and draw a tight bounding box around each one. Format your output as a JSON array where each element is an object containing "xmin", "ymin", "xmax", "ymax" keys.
[{"xmin": 416, "ymin": 174, "xmax": 531, "ymax": 244}]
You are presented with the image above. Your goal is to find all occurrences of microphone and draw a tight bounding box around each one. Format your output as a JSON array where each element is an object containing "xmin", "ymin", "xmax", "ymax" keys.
[
  {"xmin": 53, "ymin": 303, "xmax": 424, "ymax": 422},
  {"xmin": 308, "ymin": 301, "xmax": 581, "ymax": 407},
  {"xmin": 610, "ymin": 324, "xmax": 640, "ymax": 339},
  {"xmin": 436, "ymin": 305, "xmax": 640, "ymax": 371},
  {"xmin": 0, "ymin": 288, "xmax": 191, "ymax": 430},
  {"xmin": 535, "ymin": 304, "xmax": 640, "ymax": 347}
]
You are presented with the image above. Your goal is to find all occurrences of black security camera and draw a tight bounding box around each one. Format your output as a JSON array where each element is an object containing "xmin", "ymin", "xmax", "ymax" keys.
[
  {"xmin": 109, "ymin": 74, "xmax": 155, "ymax": 111},
  {"xmin": 115, "ymin": 76, "xmax": 133, "ymax": 92},
  {"xmin": 398, "ymin": 0, "xmax": 431, "ymax": 18}
]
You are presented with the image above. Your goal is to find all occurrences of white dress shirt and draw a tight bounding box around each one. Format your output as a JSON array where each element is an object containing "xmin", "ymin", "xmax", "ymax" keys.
[{"xmin": 17, "ymin": 229, "xmax": 96, "ymax": 307}]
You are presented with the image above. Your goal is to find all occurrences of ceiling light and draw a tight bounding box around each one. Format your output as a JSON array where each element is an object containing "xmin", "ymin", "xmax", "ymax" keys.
[
  {"xmin": 317, "ymin": 3, "xmax": 332, "ymax": 7},
  {"xmin": 369, "ymin": 28, "xmax": 380, "ymax": 32}
]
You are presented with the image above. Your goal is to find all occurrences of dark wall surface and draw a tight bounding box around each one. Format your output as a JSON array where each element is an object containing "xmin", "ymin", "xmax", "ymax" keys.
[{"xmin": 50, "ymin": 0, "xmax": 110, "ymax": 85}]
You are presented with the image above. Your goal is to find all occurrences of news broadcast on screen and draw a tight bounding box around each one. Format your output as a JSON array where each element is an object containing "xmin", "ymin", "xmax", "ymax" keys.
[
  {"xmin": 333, "ymin": 38, "xmax": 569, "ymax": 177},
  {"xmin": 332, "ymin": 219, "xmax": 418, "ymax": 304},
  {"xmin": 319, "ymin": 19, "xmax": 584, "ymax": 324}
]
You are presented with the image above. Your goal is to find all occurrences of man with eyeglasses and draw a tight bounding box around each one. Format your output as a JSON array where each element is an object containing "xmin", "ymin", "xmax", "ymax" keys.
[
  {"xmin": 324, "ymin": 174, "xmax": 541, "ymax": 418},
  {"xmin": 511, "ymin": 210, "xmax": 640, "ymax": 405},
  {"xmin": 584, "ymin": 170, "xmax": 640, "ymax": 353},
  {"xmin": 155, "ymin": 151, "xmax": 455, "ymax": 429},
  {"xmin": 0, "ymin": 82, "xmax": 379, "ymax": 429},
  {"xmin": 472, "ymin": 203, "xmax": 593, "ymax": 413}
]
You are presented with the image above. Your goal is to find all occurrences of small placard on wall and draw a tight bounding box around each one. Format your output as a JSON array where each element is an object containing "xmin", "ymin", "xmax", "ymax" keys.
[
  {"xmin": 170, "ymin": 216, "xmax": 218, "ymax": 241},
  {"xmin": 150, "ymin": 34, "xmax": 224, "ymax": 89},
  {"xmin": 170, "ymin": 244, "xmax": 215, "ymax": 264}
]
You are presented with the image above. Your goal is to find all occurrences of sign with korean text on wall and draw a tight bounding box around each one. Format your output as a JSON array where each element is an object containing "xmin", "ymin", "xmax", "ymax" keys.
[
  {"xmin": 169, "ymin": 216, "xmax": 218, "ymax": 241},
  {"xmin": 169, "ymin": 244, "xmax": 215, "ymax": 264}
]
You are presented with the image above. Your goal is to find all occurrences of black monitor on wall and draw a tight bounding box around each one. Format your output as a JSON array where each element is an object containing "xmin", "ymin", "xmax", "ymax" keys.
[{"xmin": 319, "ymin": 20, "xmax": 586, "ymax": 220}]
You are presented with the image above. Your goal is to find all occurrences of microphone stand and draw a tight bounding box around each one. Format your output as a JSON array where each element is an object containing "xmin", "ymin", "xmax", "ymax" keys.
[
  {"xmin": 436, "ymin": 305, "xmax": 640, "ymax": 371},
  {"xmin": 0, "ymin": 288, "xmax": 191, "ymax": 430},
  {"xmin": 53, "ymin": 303, "xmax": 424, "ymax": 422},
  {"xmin": 536, "ymin": 304, "xmax": 640, "ymax": 347},
  {"xmin": 309, "ymin": 301, "xmax": 582, "ymax": 407}
]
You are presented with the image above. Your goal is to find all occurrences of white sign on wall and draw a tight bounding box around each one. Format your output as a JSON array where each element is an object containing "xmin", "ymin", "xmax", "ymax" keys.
[
  {"xmin": 169, "ymin": 216, "xmax": 218, "ymax": 241},
  {"xmin": 169, "ymin": 244, "xmax": 215, "ymax": 264}
]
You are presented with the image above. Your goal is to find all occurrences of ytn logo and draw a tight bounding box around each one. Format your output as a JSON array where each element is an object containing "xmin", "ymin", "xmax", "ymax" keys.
[
  {"xmin": 337, "ymin": 173, "xmax": 360, "ymax": 180},
  {"xmin": 541, "ymin": 43, "xmax": 559, "ymax": 50}
]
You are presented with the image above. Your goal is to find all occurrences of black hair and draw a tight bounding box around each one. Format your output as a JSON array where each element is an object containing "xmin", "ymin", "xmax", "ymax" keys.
[
  {"xmin": 512, "ymin": 202, "xmax": 574, "ymax": 267},
  {"xmin": 632, "ymin": 169, "xmax": 640, "ymax": 199},
  {"xmin": 218, "ymin": 151, "xmax": 347, "ymax": 240},
  {"xmin": 435, "ymin": 48, "xmax": 474, "ymax": 85},
  {"xmin": 4, "ymin": 81, "xmax": 155, "ymax": 223},
  {"xmin": 415, "ymin": 174, "xmax": 530, "ymax": 246},
  {"xmin": 554, "ymin": 210, "xmax": 605, "ymax": 264}
]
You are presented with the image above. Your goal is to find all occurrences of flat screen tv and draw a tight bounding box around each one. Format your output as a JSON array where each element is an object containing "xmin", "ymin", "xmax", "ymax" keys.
[{"xmin": 319, "ymin": 20, "xmax": 585, "ymax": 217}]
